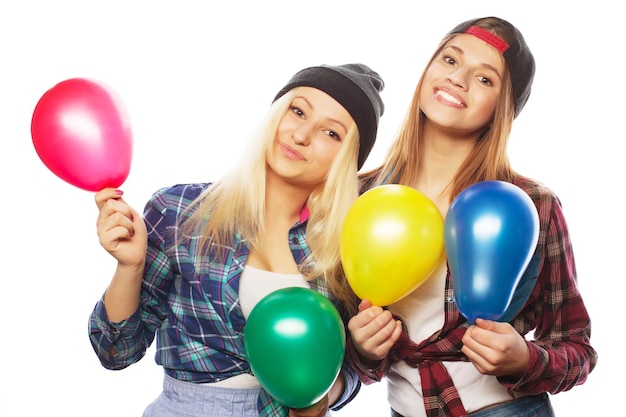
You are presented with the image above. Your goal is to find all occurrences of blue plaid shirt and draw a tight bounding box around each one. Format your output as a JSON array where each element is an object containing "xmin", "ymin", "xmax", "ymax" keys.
[{"xmin": 89, "ymin": 183, "xmax": 360, "ymax": 416}]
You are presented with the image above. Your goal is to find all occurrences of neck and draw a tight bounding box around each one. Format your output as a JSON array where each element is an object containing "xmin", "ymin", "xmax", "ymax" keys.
[
  {"xmin": 265, "ymin": 173, "xmax": 310, "ymax": 225},
  {"xmin": 413, "ymin": 125, "xmax": 476, "ymax": 214}
]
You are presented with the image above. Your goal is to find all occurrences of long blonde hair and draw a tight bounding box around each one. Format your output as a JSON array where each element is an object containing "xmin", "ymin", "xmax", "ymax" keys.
[
  {"xmin": 361, "ymin": 17, "xmax": 519, "ymax": 201},
  {"xmin": 179, "ymin": 88, "xmax": 361, "ymax": 315}
]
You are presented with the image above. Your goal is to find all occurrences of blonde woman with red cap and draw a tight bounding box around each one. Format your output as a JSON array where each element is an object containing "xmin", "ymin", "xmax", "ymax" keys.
[
  {"xmin": 88, "ymin": 63, "xmax": 385, "ymax": 417},
  {"xmin": 347, "ymin": 17, "xmax": 597, "ymax": 417}
]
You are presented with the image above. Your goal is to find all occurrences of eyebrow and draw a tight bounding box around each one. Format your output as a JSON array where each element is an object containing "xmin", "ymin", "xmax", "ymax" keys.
[{"xmin": 446, "ymin": 44, "xmax": 503, "ymax": 79}]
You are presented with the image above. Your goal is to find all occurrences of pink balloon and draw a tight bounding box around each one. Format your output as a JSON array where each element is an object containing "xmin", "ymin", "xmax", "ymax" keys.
[{"xmin": 31, "ymin": 78, "xmax": 132, "ymax": 191}]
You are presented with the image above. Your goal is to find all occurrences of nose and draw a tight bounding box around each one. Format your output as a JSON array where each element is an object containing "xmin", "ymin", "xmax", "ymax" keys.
[
  {"xmin": 291, "ymin": 122, "xmax": 313, "ymax": 145},
  {"xmin": 447, "ymin": 67, "xmax": 469, "ymax": 90}
]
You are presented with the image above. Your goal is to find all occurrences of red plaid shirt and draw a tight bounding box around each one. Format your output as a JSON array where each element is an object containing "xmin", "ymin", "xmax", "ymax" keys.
[{"xmin": 347, "ymin": 176, "xmax": 598, "ymax": 417}]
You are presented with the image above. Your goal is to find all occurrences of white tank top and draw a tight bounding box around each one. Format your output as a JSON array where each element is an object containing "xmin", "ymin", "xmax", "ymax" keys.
[{"xmin": 239, "ymin": 264, "xmax": 310, "ymax": 319}]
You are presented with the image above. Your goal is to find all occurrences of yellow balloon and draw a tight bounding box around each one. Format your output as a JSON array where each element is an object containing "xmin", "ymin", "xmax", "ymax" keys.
[{"xmin": 340, "ymin": 184, "xmax": 444, "ymax": 306}]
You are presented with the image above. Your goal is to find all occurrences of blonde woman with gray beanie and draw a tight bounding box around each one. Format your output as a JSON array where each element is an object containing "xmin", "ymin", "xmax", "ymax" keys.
[{"xmin": 88, "ymin": 63, "xmax": 385, "ymax": 417}]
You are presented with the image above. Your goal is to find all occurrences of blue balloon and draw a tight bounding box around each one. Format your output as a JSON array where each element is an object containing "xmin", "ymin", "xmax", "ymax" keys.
[{"xmin": 444, "ymin": 181, "xmax": 539, "ymax": 323}]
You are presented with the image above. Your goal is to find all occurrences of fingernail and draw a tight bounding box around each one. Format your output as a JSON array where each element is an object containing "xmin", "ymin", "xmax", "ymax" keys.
[{"xmin": 115, "ymin": 189, "xmax": 124, "ymax": 195}]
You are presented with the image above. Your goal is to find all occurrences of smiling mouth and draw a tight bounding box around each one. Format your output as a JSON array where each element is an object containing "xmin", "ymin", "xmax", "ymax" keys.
[{"xmin": 435, "ymin": 89, "xmax": 466, "ymax": 107}]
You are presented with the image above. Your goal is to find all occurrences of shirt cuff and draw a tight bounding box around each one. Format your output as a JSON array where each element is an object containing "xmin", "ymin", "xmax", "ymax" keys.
[
  {"xmin": 497, "ymin": 340, "xmax": 542, "ymax": 394},
  {"xmin": 92, "ymin": 295, "xmax": 142, "ymax": 342},
  {"xmin": 346, "ymin": 336, "xmax": 389, "ymax": 383}
]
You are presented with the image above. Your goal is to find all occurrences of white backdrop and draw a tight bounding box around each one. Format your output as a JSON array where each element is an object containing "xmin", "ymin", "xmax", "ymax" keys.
[{"xmin": 1, "ymin": 1, "xmax": 621, "ymax": 416}]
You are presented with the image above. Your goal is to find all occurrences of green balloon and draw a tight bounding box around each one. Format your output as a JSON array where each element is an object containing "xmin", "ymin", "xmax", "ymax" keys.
[{"xmin": 244, "ymin": 287, "xmax": 346, "ymax": 409}]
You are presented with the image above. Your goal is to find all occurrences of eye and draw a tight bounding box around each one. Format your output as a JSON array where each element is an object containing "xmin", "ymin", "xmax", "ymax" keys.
[
  {"xmin": 477, "ymin": 75, "xmax": 493, "ymax": 86},
  {"xmin": 324, "ymin": 129, "xmax": 342, "ymax": 142},
  {"xmin": 443, "ymin": 55, "xmax": 457, "ymax": 66},
  {"xmin": 290, "ymin": 105, "xmax": 305, "ymax": 118}
]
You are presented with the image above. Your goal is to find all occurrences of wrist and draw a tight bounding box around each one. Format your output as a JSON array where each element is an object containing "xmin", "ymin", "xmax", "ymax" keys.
[{"xmin": 360, "ymin": 355, "xmax": 383, "ymax": 370}]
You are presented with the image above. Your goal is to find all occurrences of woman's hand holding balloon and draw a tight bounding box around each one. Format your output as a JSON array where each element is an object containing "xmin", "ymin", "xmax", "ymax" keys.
[
  {"xmin": 95, "ymin": 188, "xmax": 147, "ymax": 322},
  {"xmin": 95, "ymin": 188, "xmax": 147, "ymax": 268},
  {"xmin": 461, "ymin": 318, "xmax": 530, "ymax": 377},
  {"xmin": 348, "ymin": 300, "xmax": 402, "ymax": 363}
]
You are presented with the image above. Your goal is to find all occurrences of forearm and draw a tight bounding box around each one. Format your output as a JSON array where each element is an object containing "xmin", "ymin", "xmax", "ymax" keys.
[{"xmin": 103, "ymin": 262, "xmax": 144, "ymax": 322}]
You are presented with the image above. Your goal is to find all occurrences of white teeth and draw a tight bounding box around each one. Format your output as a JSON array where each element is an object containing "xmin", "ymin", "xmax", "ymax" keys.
[{"xmin": 436, "ymin": 90, "xmax": 463, "ymax": 106}]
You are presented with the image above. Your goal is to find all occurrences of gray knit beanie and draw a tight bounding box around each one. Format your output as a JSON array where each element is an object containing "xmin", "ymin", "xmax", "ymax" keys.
[
  {"xmin": 274, "ymin": 64, "xmax": 385, "ymax": 169},
  {"xmin": 447, "ymin": 17, "xmax": 535, "ymax": 118}
]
